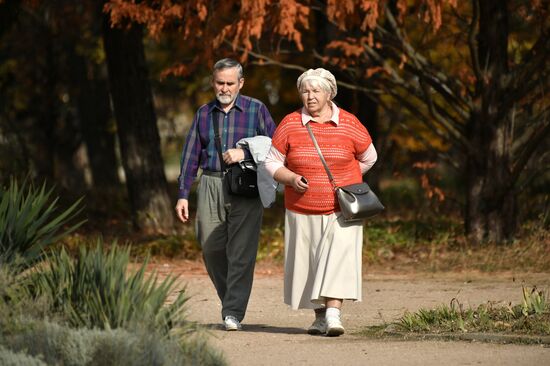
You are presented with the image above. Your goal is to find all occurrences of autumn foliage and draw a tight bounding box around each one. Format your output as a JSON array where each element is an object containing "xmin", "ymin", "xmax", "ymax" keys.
[{"xmin": 104, "ymin": 0, "xmax": 464, "ymax": 75}]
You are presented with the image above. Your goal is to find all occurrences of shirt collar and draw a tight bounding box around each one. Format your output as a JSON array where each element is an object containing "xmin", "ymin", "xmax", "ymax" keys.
[
  {"xmin": 210, "ymin": 94, "xmax": 244, "ymax": 113},
  {"xmin": 301, "ymin": 101, "xmax": 340, "ymax": 125}
]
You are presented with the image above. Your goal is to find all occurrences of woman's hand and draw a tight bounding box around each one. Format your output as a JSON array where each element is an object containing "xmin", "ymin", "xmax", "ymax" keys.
[
  {"xmin": 290, "ymin": 175, "xmax": 308, "ymax": 193},
  {"xmin": 273, "ymin": 167, "xmax": 308, "ymax": 193}
]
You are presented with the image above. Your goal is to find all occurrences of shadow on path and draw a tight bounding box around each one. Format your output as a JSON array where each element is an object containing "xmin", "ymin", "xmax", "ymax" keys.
[{"xmin": 200, "ymin": 323, "xmax": 305, "ymax": 335}]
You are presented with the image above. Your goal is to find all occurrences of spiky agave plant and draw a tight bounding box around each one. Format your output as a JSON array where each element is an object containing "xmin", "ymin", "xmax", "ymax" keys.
[
  {"xmin": 35, "ymin": 241, "xmax": 190, "ymax": 334},
  {"xmin": 0, "ymin": 178, "xmax": 84, "ymax": 272}
]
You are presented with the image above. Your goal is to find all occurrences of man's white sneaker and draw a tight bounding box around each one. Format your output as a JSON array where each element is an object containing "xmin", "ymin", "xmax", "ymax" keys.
[
  {"xmin": 326, "ymin": 316, "xmax": 345, "ymax": 337},
  {"xmin": 307, "ymin": 317, "xmax": 327, "ymax": 335},
  {"xmin": 224, "ymin": 315, "xmax": 242, "ymax": 331}
]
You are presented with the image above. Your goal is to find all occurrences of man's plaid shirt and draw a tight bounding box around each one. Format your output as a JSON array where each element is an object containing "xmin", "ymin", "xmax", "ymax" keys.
[{"xmin": 177, "ymin": 94, "xmax": 275, "ymax": 199}]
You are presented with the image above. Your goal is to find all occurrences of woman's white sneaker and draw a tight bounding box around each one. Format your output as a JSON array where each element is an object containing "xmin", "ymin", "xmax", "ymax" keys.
[{"xmin": 326, "ymin": 316, "xmax": 345, "ymax": 337}]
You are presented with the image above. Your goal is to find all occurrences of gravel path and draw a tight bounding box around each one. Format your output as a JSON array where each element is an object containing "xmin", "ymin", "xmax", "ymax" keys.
[{"xmin": 156, "ymin": 261, "xmax": 550, "ymax": 365}]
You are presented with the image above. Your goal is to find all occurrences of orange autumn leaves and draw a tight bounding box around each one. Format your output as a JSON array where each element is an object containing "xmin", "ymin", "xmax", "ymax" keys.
[{"xmin": 103, "ymin": 0, "xmax": 459, "ymax": 75}]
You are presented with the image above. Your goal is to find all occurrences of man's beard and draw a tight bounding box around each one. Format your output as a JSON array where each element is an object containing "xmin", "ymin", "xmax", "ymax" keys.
[{"xmin": 216, "ymin": 93, "xmax": 236, "ymax": 105}]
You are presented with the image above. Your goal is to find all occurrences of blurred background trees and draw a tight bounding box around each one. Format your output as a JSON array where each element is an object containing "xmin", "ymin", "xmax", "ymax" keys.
[{"xmin": 0, "ymin": 0, "xmax": 548, "ymax": 244}]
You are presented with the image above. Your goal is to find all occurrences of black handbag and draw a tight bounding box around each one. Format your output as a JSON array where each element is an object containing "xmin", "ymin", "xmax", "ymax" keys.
[
  {"xmin": 224, "ymin": 160, "xmax": 259, "ymax": 198},
  {"xmin": 212, "ymin": 116, "xmax": 259, "ymax": 198},
  {"xmin": 306, "ymin": 123, "xmax": 384, "ymax": 222},
  {"xmin": 335, "ymin": 182, "xmax": 384, "ymax": 221}
]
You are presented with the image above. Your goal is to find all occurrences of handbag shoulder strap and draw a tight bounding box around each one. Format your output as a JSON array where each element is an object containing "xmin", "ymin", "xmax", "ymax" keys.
[
  {"xmin": 212, "ymin": 114, "xmax": 227, "ymax": 172},
  {"xmin": 305, "ymin": 123, "xmax": 337, "ymax": 189}
]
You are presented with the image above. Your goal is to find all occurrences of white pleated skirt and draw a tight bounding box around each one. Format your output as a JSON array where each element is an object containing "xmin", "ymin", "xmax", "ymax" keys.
[{"xmin": 284, "ymin": 210, "xmax": 363, "ymax": 310}]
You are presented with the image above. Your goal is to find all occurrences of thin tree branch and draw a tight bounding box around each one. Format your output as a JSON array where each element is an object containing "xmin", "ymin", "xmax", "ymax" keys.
[
  {"xmin": 360, "ymin": 43, "xmax": 474, "ymax": 153},
  {"xmin": 418, "ymin": 76, "xmax": 466, "ymax": 138},
  {"xmin": 397, "ymin": 121, "xmax": 461, "ymax": 171},
  {"xmin": 468, "ymin": 0, "xmax": 482, "ymax": 83},
  {"xmin": 500, "ymin": 70, "xmax": 550, "ymax": 122},
  {"xmin": 225, "ymin": 40, "xmax": 385, "ymax": 95},
  {"xmin": 383, "ymin": 85, "xmax": 462, "ymax": 151},
  {"xmin": 511, "ymin": 119, "xmax": 550, "ymax": 185},
  {"xmin": 377, "ymin": 34, "xmax": 472, "ymax": 122},
  {"xmin": 516, "ymin": 151, "xmax": 550, "ymax": 194},
  {"xmin": 381, "ymin": 9, "xmax": 473, "ymax": 113},
  {"xmin": 512, "ymin": 105, "xmax": 550, "ymax": 153},
  {"xmin": 506, "ymin": 33, "xmax": 550, "ymax": 100}
]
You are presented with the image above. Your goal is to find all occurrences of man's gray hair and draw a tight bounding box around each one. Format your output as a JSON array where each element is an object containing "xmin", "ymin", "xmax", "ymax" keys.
[{"xmin": 213, "ymin": 58, "xmax": 244, "ymax": 79}]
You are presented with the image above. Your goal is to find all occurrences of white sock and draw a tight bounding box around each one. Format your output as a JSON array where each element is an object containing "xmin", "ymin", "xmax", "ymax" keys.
[{"xmin": 326, "ymin": 307, "xmax": 341, "ymax": 319}]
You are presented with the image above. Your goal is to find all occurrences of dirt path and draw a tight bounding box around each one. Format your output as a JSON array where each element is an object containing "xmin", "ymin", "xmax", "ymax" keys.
[{"xmin": 156, "ymin": 260, "xmax": 550, "ymax": 365}]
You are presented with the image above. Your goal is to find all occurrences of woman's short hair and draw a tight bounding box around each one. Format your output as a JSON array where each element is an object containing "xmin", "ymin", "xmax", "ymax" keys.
[
  {"xmin": 297, "ymin": 68, "xmax": 337, "ymax": 99},
  {"xmin": 213, "ymin": 58, "xmax": 244, "ymax": 79},
  {"xmin": 298, "ymin": 78, "xmax": 332, "ymax": 97}
]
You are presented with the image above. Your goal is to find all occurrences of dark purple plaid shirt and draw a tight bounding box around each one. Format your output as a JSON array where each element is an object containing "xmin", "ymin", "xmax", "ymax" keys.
[{"xmin": 177, "ymin": 94, "xmax": 275, "ymax": 199}]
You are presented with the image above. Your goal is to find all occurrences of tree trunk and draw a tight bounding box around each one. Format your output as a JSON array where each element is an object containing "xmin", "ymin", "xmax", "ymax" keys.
[
  {"xmin": 52, "ymin": 111, "xmax": 87, "ymax": 192},
  {"xmin": 102, "ymin": 18, "xmax": 174, "ymax": 234},
  {"xmin": 67, "ymin": 46, "xmax": 120, "ymax": 189},
  {"xmin": 465, "ymin": 127, "xmax": 517, "ymax": 244},
  {"xmin": 28, "ymin": 31, "xmax": 57, "ymax": 182},
  {"xmin": 465, "ymin": 0, "xmax": 516, "ymax": 243}
]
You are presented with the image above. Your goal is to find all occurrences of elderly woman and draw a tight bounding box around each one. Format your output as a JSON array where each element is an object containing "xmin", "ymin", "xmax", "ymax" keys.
[{"xmin": 265, "ymin": 68, "xmax": 377, "ymax": 336}]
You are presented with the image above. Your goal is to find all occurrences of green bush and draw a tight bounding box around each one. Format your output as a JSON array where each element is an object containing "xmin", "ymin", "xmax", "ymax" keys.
[
  {"xmin": 33, "ymin": 242, "xmax": 189, "ymax": 333},
  {"xmin": 0, "ymin": 262, "xmax": 225, "ymax": 366},
  {"xmin": 0, "ymin": 346, "xmax": 47, "ymax": 366},
  {"xmin": 1, "ymin": 320, "xmax": 226, "ymax": 366},
  {"xmin": 0, "ymin": 178, "xmax": 84, "ymax": 272}
]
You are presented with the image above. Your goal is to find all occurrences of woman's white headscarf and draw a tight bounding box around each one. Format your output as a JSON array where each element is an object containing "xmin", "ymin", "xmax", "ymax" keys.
[{"xmin": 296, "ymin": 68, "xmax": 338, "ymax": 99}]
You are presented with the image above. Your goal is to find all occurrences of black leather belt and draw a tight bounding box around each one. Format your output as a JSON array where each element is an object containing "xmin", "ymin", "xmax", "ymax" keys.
[{"xmin": 201, "ymin": 170, "xmax": 224, "ymax": 178}]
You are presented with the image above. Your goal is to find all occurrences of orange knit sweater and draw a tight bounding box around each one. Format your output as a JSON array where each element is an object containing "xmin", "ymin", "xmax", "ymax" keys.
[{"xmin": 272, "ymin": 108, "xmax": 372, "ymax": 215}]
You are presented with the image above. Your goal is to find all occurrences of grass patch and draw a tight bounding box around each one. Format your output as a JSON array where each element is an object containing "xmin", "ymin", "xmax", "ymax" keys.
[{"xmin": 359, "ymin": 287, "xmax": 550, "ymax": 344}]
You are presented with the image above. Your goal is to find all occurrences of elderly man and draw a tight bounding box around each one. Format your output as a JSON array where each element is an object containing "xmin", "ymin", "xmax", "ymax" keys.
[{"xmin": 175, "ymin": 58, "xmax": 276, "ymax": 331}]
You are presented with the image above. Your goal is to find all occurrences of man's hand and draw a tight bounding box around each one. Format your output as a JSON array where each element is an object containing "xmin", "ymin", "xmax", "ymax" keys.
[
  {"xmin": 223, "ymin": 148, "xmax": 245, "ymax": 165},
  {"xmin": 175, "ymin": 198, "xmax": 189, "ymax": 223}
]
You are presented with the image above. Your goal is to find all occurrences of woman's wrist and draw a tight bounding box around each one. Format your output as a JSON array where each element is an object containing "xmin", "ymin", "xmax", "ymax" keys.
[{"xmin": 274, "ymin": 167, "xmax": 299, "ymax": 186}]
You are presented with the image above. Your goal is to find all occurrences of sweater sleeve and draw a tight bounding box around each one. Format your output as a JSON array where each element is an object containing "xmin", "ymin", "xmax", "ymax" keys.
[
  {"xmin": 264, "ymin": 146, "xmax": 286, "ymax": 177},
  {"xmin": 357, "ymin": 143, "xmax": 377, "ymax": 174}
]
